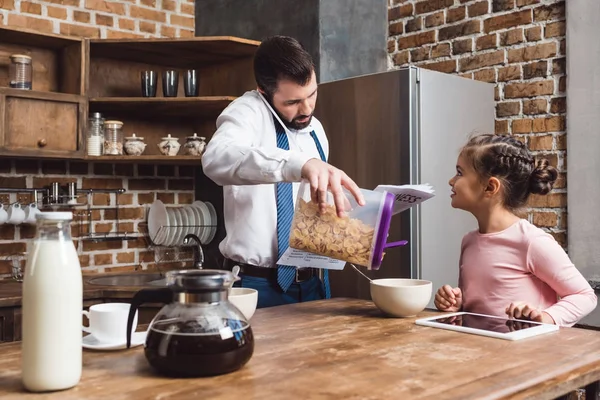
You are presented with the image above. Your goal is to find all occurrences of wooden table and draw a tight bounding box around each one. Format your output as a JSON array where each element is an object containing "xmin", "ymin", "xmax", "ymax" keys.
[{"xmin": 1, "ymin": 298, "xmax": 600, "ymax": 399}]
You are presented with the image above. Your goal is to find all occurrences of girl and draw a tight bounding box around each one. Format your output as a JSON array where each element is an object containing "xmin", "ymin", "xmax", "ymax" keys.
[{"xmin": 435, "ymin": 134, "xmax": 597, "ymax": 327}]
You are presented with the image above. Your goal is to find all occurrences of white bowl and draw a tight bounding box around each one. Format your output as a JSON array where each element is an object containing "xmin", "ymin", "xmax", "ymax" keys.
[
  {"xmin": 370, "ymin": 278, "xmax": 432, "ymax": 317},
  {"xmin": 228, "ymin": 288, "xmax": 258, "ymax": 320}
]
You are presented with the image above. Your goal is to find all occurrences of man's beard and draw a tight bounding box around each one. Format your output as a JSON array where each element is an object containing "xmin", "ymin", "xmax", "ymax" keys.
[{"xmin": 265, "ymin": 96, "xmax": 313, "ymax": 130}]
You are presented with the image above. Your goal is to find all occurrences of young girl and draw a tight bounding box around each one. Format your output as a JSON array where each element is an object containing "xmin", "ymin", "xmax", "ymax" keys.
[{"xmin": 435, "ymin": 134, "xmax": 597, "ymax": 327}]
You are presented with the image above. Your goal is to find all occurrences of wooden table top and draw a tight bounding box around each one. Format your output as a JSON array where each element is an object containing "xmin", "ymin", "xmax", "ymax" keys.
[{"xmin": 1, "ymin": 298, "xmax": 600, "ymax": 399}]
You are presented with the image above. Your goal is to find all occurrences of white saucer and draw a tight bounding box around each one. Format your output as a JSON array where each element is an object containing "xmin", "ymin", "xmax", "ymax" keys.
[{"xmin": 82, "ymin": 330, "xmax": 147, "ymax": 351}]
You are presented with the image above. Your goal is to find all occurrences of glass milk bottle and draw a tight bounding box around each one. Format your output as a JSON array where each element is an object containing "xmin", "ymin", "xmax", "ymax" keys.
[{"xmin": 22, "ymin": 212, "xmax": 82, "ymax": 392}]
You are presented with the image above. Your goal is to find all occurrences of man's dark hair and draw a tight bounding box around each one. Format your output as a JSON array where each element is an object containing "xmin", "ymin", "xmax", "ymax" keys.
[{"xmin": 254, "ymin": 36, "xmax": 315, "ymax": 98}]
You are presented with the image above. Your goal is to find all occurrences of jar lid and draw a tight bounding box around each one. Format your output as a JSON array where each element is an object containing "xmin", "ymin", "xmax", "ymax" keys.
[
  {"xmin": 125, "ymin": 133, "xmax": 144, "ymax": 140},
  {"xmin": 185, "ymin": 133, "xmax": 206, "ymax": 140},
  {"xmin": 90, "ymin": 112, "xmax": 103, "ymax": 119},
  {"xmin": 105, "ymin": 120, "xmax": 123, "ymax": 126},
  {"xmin": 161, "ymin": 133, "xmax": 179, "ymax": 141},
  {"xmin": 10, "ymin": 54, "xmax": 32, "ymax": 63}
]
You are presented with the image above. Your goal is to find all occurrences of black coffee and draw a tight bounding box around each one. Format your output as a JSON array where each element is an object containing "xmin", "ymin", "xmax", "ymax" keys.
[{"xmin": 145, "ymin": 319, "xmax": 254, "ymax": 377}]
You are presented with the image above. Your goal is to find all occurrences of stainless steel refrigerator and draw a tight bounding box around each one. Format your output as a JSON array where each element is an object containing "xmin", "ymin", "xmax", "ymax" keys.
[{"xmin": 314, "ymin": 67, "xmax": 495, "ymax": 306}]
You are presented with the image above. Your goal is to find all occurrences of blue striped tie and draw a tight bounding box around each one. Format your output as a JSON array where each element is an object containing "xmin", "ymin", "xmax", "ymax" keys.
[
  {"xmin": 275, "ymin": 120, "xmax": 297, "ymax": 292},
  {"xmin": 274, "ymin": 118, "xmax": 331, "ymax": 299}
]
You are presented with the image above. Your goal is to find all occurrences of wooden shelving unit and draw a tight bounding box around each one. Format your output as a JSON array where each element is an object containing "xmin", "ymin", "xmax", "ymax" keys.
[
  {"xmin": 84, "ymin": 155, "xmax": 202, "ymax": 165},
  {"xmin": 0, "ymin": 26, "xmax": 87, "ymax": 158},
  {"xmin": 0, "ymin": 25, "xmax": 260, "ymax": 164},
  {"xmin": 88, "ymin": 96, "xmax": 236, "ymax": 118}
]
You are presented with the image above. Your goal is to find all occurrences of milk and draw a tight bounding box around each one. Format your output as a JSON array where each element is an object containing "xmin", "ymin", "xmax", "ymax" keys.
[{"xmin": 22, "ymin": 213, "xmax": 82, "ymax": 392}]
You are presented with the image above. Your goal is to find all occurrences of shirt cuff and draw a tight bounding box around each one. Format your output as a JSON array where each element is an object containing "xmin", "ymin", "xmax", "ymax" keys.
[
  {"xmin": 542, "ymin": 306, "xmax": 566, "ymax": 327},
  {"xmin": 283, "ymin": 152, "xmax": 316, "ymax": 182}
]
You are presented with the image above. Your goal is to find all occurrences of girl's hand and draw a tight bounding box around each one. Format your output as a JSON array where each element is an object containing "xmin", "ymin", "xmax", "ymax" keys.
[
  {"xmin": 434, "ymin": 285, "xmax": 463, "ymax": 312},
  {"xmin": 505, "ymin": 302, "xmax": 555, "ymax": 324}
]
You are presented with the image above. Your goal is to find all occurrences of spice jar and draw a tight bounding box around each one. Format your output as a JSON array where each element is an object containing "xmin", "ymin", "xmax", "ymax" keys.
[
  {"xmin": 86, "ymin": 112, "xmax": 104, "ymax": 156},
  {"xmin": 104, "ymin": 120, "xmax": 124, "ymax": 155},
  {"xmin": 182, "ymin": 133, "xmax": 207, "ymax": 156},
  {"xmin": 124, "ymin": 133, "xmax": 146, "ymax": 156},
  {"xmin": 9, "ymin": 54, "xmax": 32, "ymax": 90}
]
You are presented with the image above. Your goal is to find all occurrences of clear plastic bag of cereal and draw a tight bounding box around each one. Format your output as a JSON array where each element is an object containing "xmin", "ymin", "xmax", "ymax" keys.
[{"xmin": 289, "ymin": 180, "xmax": 406, "ymax": 270}]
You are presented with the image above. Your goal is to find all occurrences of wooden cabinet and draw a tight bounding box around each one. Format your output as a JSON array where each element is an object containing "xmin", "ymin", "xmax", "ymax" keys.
[
  {"xmin": 0, "ymin": 26, "xmax": 260, "ymax": 165},
  {"xmin": 0, "ymin": 27, "xmax": 87, "ymax": 159},
  {"xmin": 85, "ymin": 37, "xmax": 257, "ymax": 164},
  {"xmin": 0, "ymin": 307, "xmax": 15, "ymax": 342},
  {"xmin": 0, "ymin": 89, "xmax": 85, "ymax": 158}
]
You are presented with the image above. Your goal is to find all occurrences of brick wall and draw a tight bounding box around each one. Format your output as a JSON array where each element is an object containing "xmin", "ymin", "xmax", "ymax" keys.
[
  {"xmin": 0, "ymin": 0, "xmax": 195, "ymax": 38},
  {"xmin": 0, "ymin": 1, "xmax": 196, "ymax": 279},
  {"xmin": 387, "ymin": 0, "xmax": 567, "ymax": 246},
  {"xmin": 0, "ymin": 160, "xmax": 196, "ymax": 279}
]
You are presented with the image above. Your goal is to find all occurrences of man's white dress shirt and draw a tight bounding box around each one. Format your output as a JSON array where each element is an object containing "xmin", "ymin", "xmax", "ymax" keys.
[{"xmin": 201, "ymin": 90, "xmax": 329, "ymax": 267}]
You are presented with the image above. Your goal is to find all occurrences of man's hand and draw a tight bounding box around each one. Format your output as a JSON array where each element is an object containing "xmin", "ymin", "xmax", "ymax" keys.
[
  {"xmin": 300, "ymin": 159, "xmax": 365, "ymax": 217},
  {"xmin": 434, "ymin": 285, "xmax": 463, "ymax": 312}
]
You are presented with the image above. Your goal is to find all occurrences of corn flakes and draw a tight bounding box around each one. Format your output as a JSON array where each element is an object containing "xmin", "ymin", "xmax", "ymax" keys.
[{"xmin": 289, "ymin": 198, "xmax": 375, "ymax": 266}]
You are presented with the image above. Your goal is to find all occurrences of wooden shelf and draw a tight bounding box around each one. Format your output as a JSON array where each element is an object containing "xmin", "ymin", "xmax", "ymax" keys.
[
  {"xmin": 89, "ymin": 37, "xmax": 260, "ymax": 69},
  {"xmin": 89, "ymin": 96, "xmax": 235, "ymax": 118},
  {"xmin": 84, "ymin": 155, "xmax": 203, "ymax": 165},
  {"xmin": 0, "ymin": 25, "xmax": 81, "ymax": 49},
  {"xmin": 0, "ymin": 88, "xmax": 85, "ymax": 103}
]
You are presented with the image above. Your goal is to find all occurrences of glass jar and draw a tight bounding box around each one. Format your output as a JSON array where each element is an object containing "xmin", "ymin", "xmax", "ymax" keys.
[
  {"xmin": 9, "ymin": 54, "xmax": 32, "ymax": 90},
  {"xmin": 104, "ymin": 120, "xmax": 124, "ymax": 155},
  {"xmin": 86, "ymin": 112, "xmax": 104, "ymax": 156}
]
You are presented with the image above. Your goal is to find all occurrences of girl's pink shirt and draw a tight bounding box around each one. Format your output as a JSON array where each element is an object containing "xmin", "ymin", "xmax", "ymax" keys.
[{"xmin": 459, "ymin": 219, "xmax": 597, "ymax": 327}]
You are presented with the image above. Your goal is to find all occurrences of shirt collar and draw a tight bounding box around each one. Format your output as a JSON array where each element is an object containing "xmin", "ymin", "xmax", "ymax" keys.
[{"xmin": 255, "ymin": 90, "xmax": 314, "ymax": 134}]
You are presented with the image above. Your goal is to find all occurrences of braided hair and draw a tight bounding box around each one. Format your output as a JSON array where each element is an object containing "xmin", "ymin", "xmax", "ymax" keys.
[{"xmin": 460, "ymin": 134, "xmax": 558, "ymax": 211}]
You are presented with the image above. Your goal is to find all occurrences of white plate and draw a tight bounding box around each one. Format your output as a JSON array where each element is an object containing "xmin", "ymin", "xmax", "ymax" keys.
[
  {"xmin": 188, "ymin": 203, "xmax": 203, "ymax": 241},
  {"xmin": 82, "ymin": 330, "xmax": 147, "ymax": 351},
  {"xmin": 164, "ymin": 207, "xmax": 181, "ymax": 246},
  {"xmin": 181, "ymin": 205, "xmax": 195, "ymax": 240},
  {"xmin": 205, "ymin": 202, "xmax": 217, "ymax": 244},
  {"xmin": 148, "ymin": 200, "xmax": 168, "ymax": 245},
  {"xmin": 195, "ymin": 201, "xmax": 212, "ymax": 245}
]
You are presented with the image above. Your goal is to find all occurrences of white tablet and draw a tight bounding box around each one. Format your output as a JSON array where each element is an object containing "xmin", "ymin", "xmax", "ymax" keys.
[{"xmin": 415, "ymin": 312, "xmax": 560, "ymax": 341}]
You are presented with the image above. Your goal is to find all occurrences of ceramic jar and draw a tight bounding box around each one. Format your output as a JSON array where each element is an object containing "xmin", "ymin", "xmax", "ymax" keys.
[
  {"xmin": 124, "ymin": 133, "xmax": 146, "ymax": 156},
  {"xmin": 158, "ymin": 134, "xmax": 180, "ymax": 156},
  {"xmin": 182, "ymin": 133, "xmax": 207, "ymax": 156}
]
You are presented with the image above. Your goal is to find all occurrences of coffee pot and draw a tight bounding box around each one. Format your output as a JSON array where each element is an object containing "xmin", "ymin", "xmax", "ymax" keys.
[{"xmin": 126, "ymin": 269, "xmax": 254, "ymax": 377}]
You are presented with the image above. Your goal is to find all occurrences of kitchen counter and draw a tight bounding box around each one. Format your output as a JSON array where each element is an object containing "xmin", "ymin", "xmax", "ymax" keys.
[
  {"xmin": 1, "ymin": 298, "xmax": 600, "ymax": 399},
  {"xmin": 0, "ymin": 272, "xmax": 161, "ymax": 307}
]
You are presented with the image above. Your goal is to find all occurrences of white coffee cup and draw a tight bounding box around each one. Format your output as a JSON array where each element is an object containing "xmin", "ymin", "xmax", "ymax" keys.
[
  {"xmin": 82, "ymin": 303, "xmax": 138, "ymax": 344},
  {"xmin": 23, "ymin": 203, "xmax": 40, "ymax": 224},
  {"xmin": 0, "ymin": 205, "xmax": 7, "ymax": 225},
  {"xmin": 6, "ymin": 202, "xmax": 25, "ymax": 225}
]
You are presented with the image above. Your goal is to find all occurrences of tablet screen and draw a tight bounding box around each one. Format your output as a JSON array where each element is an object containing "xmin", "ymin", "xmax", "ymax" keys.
[{"xmin": 429, "ymin": 313, "xmax": 539, "ymax": 334}]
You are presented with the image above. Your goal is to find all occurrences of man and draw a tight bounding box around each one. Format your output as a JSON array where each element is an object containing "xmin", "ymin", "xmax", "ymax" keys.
[{"xmin": 202, "ymin": 36, "xmax": 364, "ymax": 308}]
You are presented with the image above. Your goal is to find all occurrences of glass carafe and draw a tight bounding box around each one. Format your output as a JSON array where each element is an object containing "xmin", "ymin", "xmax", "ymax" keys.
[{"xmin": 126, "ymin": 270, "xmax": 254, "ymax": 377}]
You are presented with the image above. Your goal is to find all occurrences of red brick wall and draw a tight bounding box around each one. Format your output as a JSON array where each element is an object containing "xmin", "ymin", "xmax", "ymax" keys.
[
  {"xmin": 0, "ymin": 0, "xmax": 195, "ymax": 38},
  {"xmin": 0, "ymin": 1, "xmax": 196, "ymax": 278},
  {"xmin": 0, "ymin": 160, "xmax": 196, "ymax": 279},
  {"xmin": 388, "ymin": 0, "xmax": 567, "ymax": 245}
]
